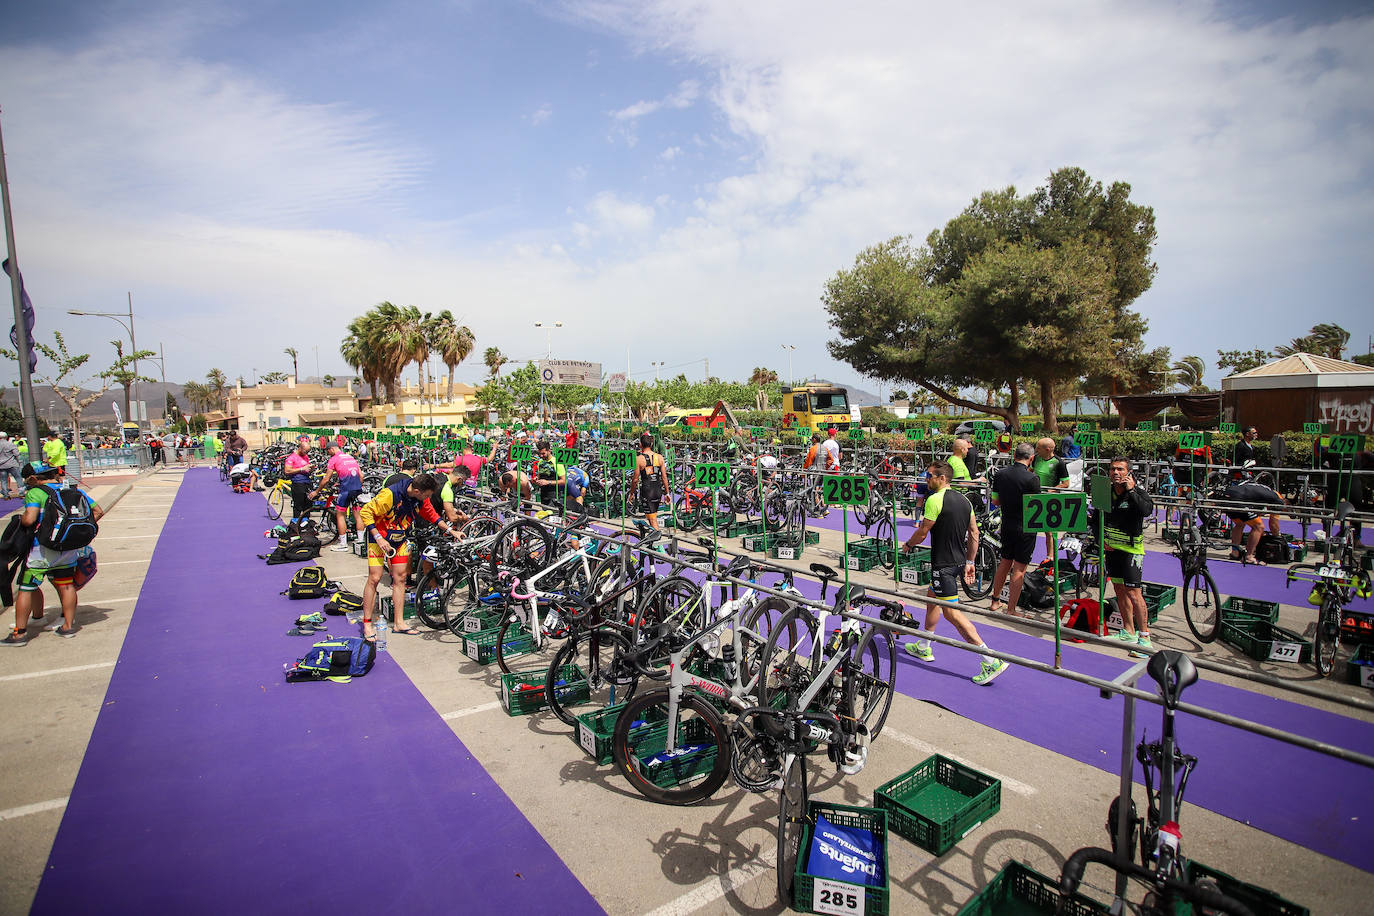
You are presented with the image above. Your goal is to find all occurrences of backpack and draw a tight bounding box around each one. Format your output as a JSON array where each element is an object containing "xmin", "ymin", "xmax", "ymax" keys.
[
  {"xmin": 285, "ymin": 636, "xmax": 376, "ymax": 682},
  {"xmin": 1060, "ymin": 598, "xmax": 1101, "ymax": 642},
  {"xmin": 322, "ymin": 588, "xmax": 363, "ymax": 615},
  {"xmin": 35, "ymin": 484, "xmax": 99, "ymax": 551},
  {"xmin": 1017, "ymin": 569, "xmax": 1055, "ymax": 609},
  {"xmin": 280, "ymin": 565, "xmax": 337, "ymax": 599},
  {"xmin": 1255, "ymin": 533, "xmax": 1292, "ymax": 565},
  {"xmin": 260, "ymin": 534, "xmax": 322, "ymax": 565}
]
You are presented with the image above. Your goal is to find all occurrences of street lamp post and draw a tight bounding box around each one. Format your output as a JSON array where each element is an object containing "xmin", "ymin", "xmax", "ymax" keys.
[
  {"xmin": 781, "ymin": 344, "xmax": 796, "ymax": 386},
  {"xmin": 68, "ymin": 292, "xmax": 143, "ymax": 429},
  {"xmin": 533, "ymin": 321, "xmax": 563, "ymax": 423},
  {"xmin": 651, "ymin": 360, "xmax": 665, "ymax": 381}
]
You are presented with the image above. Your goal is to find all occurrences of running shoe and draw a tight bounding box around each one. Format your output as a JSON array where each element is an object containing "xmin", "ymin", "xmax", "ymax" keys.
[
  {"xmin": 903, "ymin": 640, "xmax": 935, "ymax": 662},
  {"xmin": 1, "ymin": 627, "xmax": 28, "ymax": 646},
  {"xmin": 1114, "ymin": 630, "xmax": 1138, "ymax": 645},
  {"xmin": 54, "ymin": 626, "xmax": 77, "ymax": 639},
  {"xmin": 330, "ymin": 543, "xmax": 353, "ymax": 551},
  {"xmin": 1131, "ymin": 633, "xmax": 1153, "ymax": 658},
  {"xmin": 972, "ymin": 657, "xmax": 1008, "ymax": 685}
]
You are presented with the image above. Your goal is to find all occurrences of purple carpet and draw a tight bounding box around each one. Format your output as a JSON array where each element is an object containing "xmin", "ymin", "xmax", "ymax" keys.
[
  {"xmin": 32, "ymin": 469, "xmax": 603, "ymax": 915},
  {"xmin": 728, "ymin": 567, "xmax": 1374, "ymax": 874}
]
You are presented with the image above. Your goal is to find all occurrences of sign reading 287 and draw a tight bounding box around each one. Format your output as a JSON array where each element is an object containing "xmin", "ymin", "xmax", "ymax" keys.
[{"xmin": 1022, "ymin": 493, "xmax": 1089, "ymax": 533}]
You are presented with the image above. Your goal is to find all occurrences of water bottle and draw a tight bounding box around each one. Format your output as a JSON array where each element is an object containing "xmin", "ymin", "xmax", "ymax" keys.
[
  {"xmin": 721, "ymin": 644, "xmax": 737, "ymax": 682},
  {"xmin": 376, "ymin": 617, "xmax": 389, "ymax": 651}
]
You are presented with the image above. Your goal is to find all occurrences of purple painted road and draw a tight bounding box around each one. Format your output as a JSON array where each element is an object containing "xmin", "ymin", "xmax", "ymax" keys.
[{"xmin": 32, "ymin": 469, "xmax": 604, "ymax": 915}]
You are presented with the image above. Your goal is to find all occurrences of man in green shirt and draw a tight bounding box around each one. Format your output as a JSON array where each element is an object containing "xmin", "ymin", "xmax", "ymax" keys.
[
  {"xmin": 43, "ymin": 432, "xmax": 68, "ymax": 473},
  {"xmin": 948, "ymin": 437, "xmax": 986, "ymax": 511},
  {"xmin": 1033, "ymin": 437, "xmax": 1071, "ymax": 556}
]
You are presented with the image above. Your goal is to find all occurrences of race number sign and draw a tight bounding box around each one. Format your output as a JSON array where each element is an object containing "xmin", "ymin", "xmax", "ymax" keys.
[
  {"xmin": 905, "ymin": 428, "xmax": 924, "ymax": 441},
  {"xmin": 812, "ymin": 878, "xmax": 865, "ymax": 916},
  {"xmin": 1178, "ymin": 432, "xmax": 1206, "ymax": 450},
  {"xmin": 1076, "ymin": 421, "xmax": 1096, "ymax": 431},
  {"xmin": 1022, "ymin": 492, "xmax": 1089, "ymax": 534},
  {"xmin": 751, "ymin": 427, "xmax": 767, "ymax": 439},
  {"xmin": 606, "ymin": 449, "xmax": 636, "ymax": 472},
  {"xmin": 1219, "ymin": 423, "xmax": 1239, "ymax": 434},
  {"xmin": 973, "ymin": 427, "xmax": 995, "ymax": 443},
  {"xmin": 472, "ymin": 441, "xmax": 492, "ymax": 457},
  {"xmin": 848, "ymin": 429, "xmax": 865, "ymax": 442},
  {"xmin": 1303, "ymin": 422, "xmax": 1324, "ymax": 434},
  {"xmin": 509, "ymin": 443, "xmax": 533, "ymax": 461},
  {"xmin": 1073, "ymin": 430, "xmax": 1102, "ymax": 449},
  {"xmin": 554, "ymin": 447, "xmax": 578, "ymax": 465},
  {"xmin": 693, "ymin": 463, "xmax": 731, "ymax": 488},
  {"xmin": 1330, "ymin": 434, "xmax": 1365, "ymax": 455},
  {"xmin": 1019, "ymin": 421, "xmax": 1036, "ymax": 433},
  {"xmin": 710, "ymin": 426, "xmax": 724, "ymax": 436},
  {"xmin": 1137, "ymin": 421, "xmax": 1157, "ymax": 431},
  {"xmin": 888, "ymin": 424, "xmax": 901, "ymax": 434},
  {"xmin": 822, "ymin": 475, "xmax": 870, "ymax": 506}
]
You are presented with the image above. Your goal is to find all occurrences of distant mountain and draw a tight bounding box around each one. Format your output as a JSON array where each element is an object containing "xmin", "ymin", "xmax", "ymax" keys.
[
  {"xmin": 793, "ymin": 378, "xmax": 884, "ymax": 406},
  {"xmin": 6, "ymin": 382, "xmax": 190, "ymax": 427}
]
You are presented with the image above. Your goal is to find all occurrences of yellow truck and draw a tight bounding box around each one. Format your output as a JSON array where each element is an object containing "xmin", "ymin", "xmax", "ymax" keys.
[{"xmin": 780, "ymin": 384, "xmax": 852, "ymax": 433}]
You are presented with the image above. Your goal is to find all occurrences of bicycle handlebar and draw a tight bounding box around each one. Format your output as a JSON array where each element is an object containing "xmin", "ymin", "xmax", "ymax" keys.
[{"xmin": 1059, "ymin": 847, "xmax": 1254, "ymax": 916}]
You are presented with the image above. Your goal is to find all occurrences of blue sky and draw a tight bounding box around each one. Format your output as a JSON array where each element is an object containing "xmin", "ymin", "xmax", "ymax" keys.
[{"xmin": 2, "ymin": 0, "xmax": 1372, "ymax": 397}]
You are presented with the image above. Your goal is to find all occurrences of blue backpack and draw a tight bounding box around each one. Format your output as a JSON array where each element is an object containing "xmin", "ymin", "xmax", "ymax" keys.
[{"xmin": 285, "ymin": 637, "xmax": 376, "ymax": 682}]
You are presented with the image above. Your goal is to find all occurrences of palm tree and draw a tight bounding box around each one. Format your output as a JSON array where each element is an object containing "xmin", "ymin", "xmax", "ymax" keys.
[
  {"xmin": 747, "ymin": 366, "xmax": 778, "ymax": 410},
  {"xmin": 430, "ymin": 310, "xmax": 475, "ymax": 401},
  {"xmin": 1170, "ymin": 356, "xmax": 1207, "ymax": 391},
  {"xmin": 181, "ymin": 381, "xmax": 208, "ymax": 414},
  {"xmin": 205, "ymin": 368, "xmax": 229, "ymax": 412},
  {"xmin": 284, "ymin": 347, "xmax": 299, "ymax": 380},
  {"xmin": 484, "ymin": 346, "xmax": 509, "ymax": 378},
  {"xmin": 323, "ymin": 374, "xmax": 335, "ymax": 388},
  {"xmin": 1309, "ymin": 323, "xmax": 1350, "ymax": 359}
]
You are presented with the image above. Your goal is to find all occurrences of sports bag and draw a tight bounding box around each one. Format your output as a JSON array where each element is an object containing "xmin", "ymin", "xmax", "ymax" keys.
[
  {"xmin": 1060, "ymin": 598, "xmax": 1101, "ymax": 642},
  {"xmin": 322, "ymin": 588, "xmax": 363, "ymax": 615},
  {"xmin": 35, "ymin": 484, "xmax": 98, "ymax": 551},
  {"xmin": 285, "ymin": 636, "xmax": 376, "ymax": 682},
  {"xmin": 1255, "ymin": 533, "xmax": 1292, "ymax": 565},
  {"xmin": 1017, "ymin": 569, "xmax": 1055, "ymax": 609},
  {"xmin": 281, "ymin": 565, "xmax": 337, "ymax": 599}
]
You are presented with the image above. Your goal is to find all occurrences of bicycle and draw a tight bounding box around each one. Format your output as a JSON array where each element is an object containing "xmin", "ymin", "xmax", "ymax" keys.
[
  {"xmin": 1060, "ymin": 650, "xmax": 1255, "ymax": 916},
  {"xmin": 1285, "ymin": 501, "xmax": 1370, "ymax": 677},
  {"xmin": 1172, "ymin": 504, "xmax": 1222, "ymax": 642}
]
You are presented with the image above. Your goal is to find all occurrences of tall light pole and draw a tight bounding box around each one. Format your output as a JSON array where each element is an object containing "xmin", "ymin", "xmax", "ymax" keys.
[
  {"xmin": 651, "ymin": 360, "xmax": 665, "ymax": 381},
  {"xmin": 781, "ymin": 344, "xmax": 796, "ymax": 386},
  {"xmin": 68, "ymin": 293, "xmax": 143, "ymax": 429},
  {"xmin": 533, "ymin": 321, "xmax": 563, "ymax": 422}
]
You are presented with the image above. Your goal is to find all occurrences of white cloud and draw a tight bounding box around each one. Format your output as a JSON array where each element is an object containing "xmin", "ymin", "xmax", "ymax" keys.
[
  {"xmin": 586, "ymin": 192, "xmax": 655, "ymax": 235},
  {"xmin": 529, "ymin": 104, "xmax": 553, "ymax": 126},
  {"xmin": 609, "ymin": 79, "xmax": 700, "ymax": 121},
  {"xmin": 660, "ymin": 146, "xmax": 682, "ymax": 161}
]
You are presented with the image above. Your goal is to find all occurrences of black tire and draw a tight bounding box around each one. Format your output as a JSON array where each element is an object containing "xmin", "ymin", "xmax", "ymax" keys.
[
  {"xmin": 265, "ymin": 486, "xmax": 284, "ymax": 520},
  {"xmin": 872, "ymin": 515, "xmax": 895, "ymax": 570},
  {"xmin": 611, "ymin": 688, "xmax": 731, "ymax": 806},
  {"xmin": 763, "ymin": 495, "xmax": 787, "ymax": 532},
  {"xmin": 495, "ymin": 608, "xmax": 561, "ymax": 675},
  {"xmin": 632, "ymin": 575, "xmax": 704, "ymax": 673},
  {"xmin": 739, "ymin": 595, "xmax": 800, "ymax": 694},
  {"xmin": 411, "ymin": 569, "xmax": 451, "ymax": 631},
  {"xmin": 777, "ymin": 754, "xmax": 809, "ymax": 906},
  {"xmin": 712, "ymin": 490, "xmax": 735, "ymax": 530},
  {"xmin": 488, "ymin": 518, "xmax": 554, "ymax": 580},
  {"xmin": 546, "ymin": 628, "xmax": 638, "ymax": 727},
  {"xmin": 961, "ymin": 541, "xmax": 997, "ymax": 600},
  {"xmin": 757, "ymin": 606, "xmax": 821, "ymax": 715},
  {"xmin": 847, "ymin": 628, "xmax": 896, "ymax": 738},
  {"xmin": 1314, "ymin": 597, "xmax": 1340, "ymax": 678},
  {"xmin": 674, "ymin": 495, "xmax": 700, "ymax": 532},
  {"xmin": 1182, "ymin": 567, "xmax": 1222, "ymax": 643}
]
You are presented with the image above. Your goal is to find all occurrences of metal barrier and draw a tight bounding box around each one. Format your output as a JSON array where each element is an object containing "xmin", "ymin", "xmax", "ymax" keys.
[{"xmin": 67, "ymin": 445, "xmax": 152, "ymax": 481}]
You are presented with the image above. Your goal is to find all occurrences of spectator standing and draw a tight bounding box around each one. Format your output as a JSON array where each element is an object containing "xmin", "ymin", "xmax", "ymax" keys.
[
  {"xmin": 0, "ymin": 433, "xmax": 21, "ymax": 499},
  {"xmin": 283, "ymin": 438, "xmax": 314, "ymax": 525},
  {"xmin": 43, "ymin": 432, "xmax": 68, "ymax": 476},
  {"xmin": 1104, "ymin": 457, "xmax": 1155, "ymax": 657},
  {"xmin": 1033, "ymin": 437, "xmax": 1071, "ymax": 556},
  {"xmin": 821, "ymin": 429, "xmax": 841, "ymax": 472},
  {"xmin": 901, "ymin": 461, "xmax": 1008, "ymax": 685},
  {"xmin": 988, "ymin": 443, "xmax": 1042, "ymax": 616},
  {"xmin": 148, "ymin": 434, "xmax": 163, "ymax": 467},
  {"xmin": 1233, "ymin": 426, "xmax": 1259, "ymax": 466}
]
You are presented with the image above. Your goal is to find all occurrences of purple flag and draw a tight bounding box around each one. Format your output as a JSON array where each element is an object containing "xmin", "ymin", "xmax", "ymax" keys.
[{"xmin": 2, "ymin": 258, "xmax": 37, "ymax": 373}]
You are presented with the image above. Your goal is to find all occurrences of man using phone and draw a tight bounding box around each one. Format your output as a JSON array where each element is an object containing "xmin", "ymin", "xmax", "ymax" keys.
[{"xmin": 1104, "ymin": 457, "xmax": 1155, "ymax": 657}]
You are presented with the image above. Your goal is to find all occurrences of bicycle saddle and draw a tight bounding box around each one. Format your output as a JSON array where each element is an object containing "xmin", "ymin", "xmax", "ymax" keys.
[
  {"xmin": 723, "ymin": 554, "xmax": 753, "ymax": 578},
  {"xmin": 1336, "ymin": 500, "xmax": 1356, "ymax": 523},
  {"xmin": 809, "ymin": 562, "xmax": 838, "ymax": 581},
  {"xmin": 1146, "ymin": 650, "xmax": 1198, "ymax": 710},
  {"xmin": 636, "ymin": 527, "xmax": 663, "ymax": 548},
  {"xmin": 835, "ymin": 583, "xmax": 866, "ymax": 607}
]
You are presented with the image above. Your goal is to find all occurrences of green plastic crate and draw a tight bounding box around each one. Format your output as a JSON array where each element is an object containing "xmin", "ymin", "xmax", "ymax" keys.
[
  {"xmin": 1141, "ymin": 581, "xmax": 1177, "ymax": 610},
  {"xmin": 742, "ymin": 532, "xmax": 771, "ymax": 552},
  {"xmin": 1183, "ymin": 860, "xmax": 1309, "ymax": 915},
  {"xmin": 956, "ymin": 860, "xmax": 1108, "ymax": 916},
  {"xmin": 573, "ymin": 702, "xmax": 669, "ymax": 765},
  {"xmin": 1220, "ymin": 618, "xmax": 1312, "ymax": 664},
  {"xmin": 462, "ymin": 623, "xmax": 534, "ymax": 665},
  {"xmin": 1344, "ymin": 643, "xmax": 1374, "ymax": 688},
  {"xmin": 735, "ymin": 519, "xmax": 766, "ymax": 537},
  {"xmin": 804, "ymin": 529, "xmax": 820, "ymax": 546},
  {"xmin": 500, "ymin": 664, "xmax": 588, "ymax": 715},
  {"xmin": 769, "ymin": 535, "xmax": 805, "ymax": 561},
  {"xmin": 457, "ymin": 608, "xmax": 504, "ymax": 635},
  {"xmin": 793, "ymin": 801, "xmax": 890, "ymax": 916},
  {"xmin": 1220, "ymin": 596, "xmax": 1280, "ymax": 625},
  {"xmin": 1161, "ymin": 526, "xmax": 1181, "ymax": 544},
  {"xmin": 1104, "ymin": 597, "xmax": 1161, "ymax": 631},
  {"xmin": 847, "ymin": 537, "xmax": 883, "ymax": 557},
  {"xmin": 845, "ymin": 549, "xmax": 880, "ymax": 572},
  {"xmin": 351, "ymin": 540, "xmax": 369, "ymax": 558},
  {"xmin": 896, "ymin": 546, "xmax": 932, "ymax": 585},
  {"xmin": 874, "ymin": 754, "xmax": 1000, "ymax": 856},
  {"xmin": 622, "ymin": 715, "xmax": 721, "ymax": 787},
  {"xmin": 376, "ymin": 594, "xmax": 419, "ymax": 621}
]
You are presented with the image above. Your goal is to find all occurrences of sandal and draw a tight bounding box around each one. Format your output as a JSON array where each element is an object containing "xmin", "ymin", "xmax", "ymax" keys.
[
  {"xmin": 1245, "ymin": 555, "xmax": 1267, "ymax": 567},
  {"xmin": 392, "ymin": 626, "xmax": 422, "ymax": 636}
]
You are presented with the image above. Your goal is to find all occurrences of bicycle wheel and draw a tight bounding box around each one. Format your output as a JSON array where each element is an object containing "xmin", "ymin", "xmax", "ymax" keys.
[
  {"xmin": 488, "ymin": 518, "xmax": 554, "ymax": 579},
  {"xmin": 495, "ymin": 603, "xmax": 566, "ymax": 675},
  {"xmin": 546, "ymin": 628, "xmax": 638, "ymax": 727},
  {"xmin": 961, "ymin": 541, "xmax": 997, "ymax": 600},
  {"xmin": 1314, "ymin": 596, "xmax": 1340, "ymax": 678},
  {"xmin": 776, "ymin": 754, "xmax": 809, "ymax": 906},
  {"xmin": 740, "ymin": 595, "xmax": 801, "ymax": 692},
  {"xmin": 411, "ymin": 568, "xmax": 451, "ymax": 631},
  {"xmin": 611, "ymin": 688, "xmax": 731, "ymax": 805},
  {"xmin": 1181, "ymin": 566, "xmax": 1221, "ymax": 642},
  {"xmin": 712, "ymin": 490, "xmax": 735, "ymax": 530},
  {"xmin": 872, "ymin": 515, "xmax": 895, "ymax": 570},
  {"xmin": 265, "ymin": 486, "xmax": 285, "ymax": 520},
  {"xmin": 763, "ymin": 495, "xmax": 787, "ymax": 532},
  {"xmin": 854, "ymin": 495, "xmax": 874, "ymax": 529},
  {"xmin": 847, "ymin": 628, "xmax": 896, "ymax": 738},
  {"xmin": 632, "ymin": 576, "xmax": 704, "ymax": 669},
  {"xmin": 757, "ymin": 606, "xmax": 822, "ymax": 715},
  {"xmin": 674, "ymin": 495, "xmax": 700, "ymax": 532}
]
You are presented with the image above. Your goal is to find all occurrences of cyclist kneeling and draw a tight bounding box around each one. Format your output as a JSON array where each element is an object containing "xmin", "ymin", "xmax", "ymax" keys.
[{"xmin": 357, "ymin": 472, "xmax": 458, "ymax": 640}]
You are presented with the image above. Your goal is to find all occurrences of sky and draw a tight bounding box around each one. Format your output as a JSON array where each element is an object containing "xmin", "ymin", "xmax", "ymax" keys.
[{"xmin": 1, "ymin": 0, "xmax": 1372, "ymax": 399}]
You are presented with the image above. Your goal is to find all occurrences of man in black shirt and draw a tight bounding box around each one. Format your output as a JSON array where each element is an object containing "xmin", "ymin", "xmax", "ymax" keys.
[
  {"xmin": 1233, "ymin": 426, "xmax": 1259, "ymax": 465},
  {"xmin": 989, "ymin": 443, "xmax": 1041, "ymax": 616},
  {"xmin": 901, "ymin": 462, "xmax": 1008, "ymax": 685}
]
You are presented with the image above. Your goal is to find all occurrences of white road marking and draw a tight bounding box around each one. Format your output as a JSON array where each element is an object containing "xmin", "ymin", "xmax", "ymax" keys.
[
  {"xmin": 440, "ymin": 701, "xmax": 502, "ymax": 720},
  {"xmin": 0, "ymin": 662, "xmax": 115, "ymax": 682},
  {"xmin": 0, "ymin": 797, "xmax": 68, "ymax": 822},
  {"xmin": 86, "ymin": 560, "xmax": 150, "ymax": 566},
  {"xmin": 883, "ymin": 726, "xmax": 1036, "ymax": 796},
  {"xmin": 96, "ymin": 536, "xmax": 160, "ymax": 540},
  {"xmin": 643, "ymin": 851, "xmax": 776, "ymax": 916}
]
